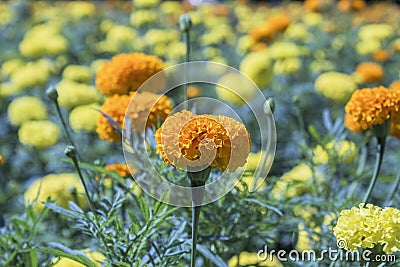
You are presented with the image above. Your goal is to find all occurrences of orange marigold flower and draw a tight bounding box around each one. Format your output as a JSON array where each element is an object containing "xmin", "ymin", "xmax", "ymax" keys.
[
  {"xmin": 267, "ymin": 14, "xmax": 291, "ymax": 34},
  {"xmin": 105, "ymin": 163, "xmax": 135, "ymax": 178},
  {"xmin": 372, "ymin": 50, "xmax": 390, "ymax": 62},
  {"xmin": 390, "ymin": 111, "xmax": 400, "ymax": 139},
  {"xmin": 96, "ymin": 92, "xmax": 172, "ymax": 142},
  {"xmin": 304, "ymin": 0, "xmax": 327, "ymax": 12},
  {"xmin": 355, "ymin": 62, "xmax": 384, "ymax": 84},
  {"xmin": 154, "ymin": 110, "xmax": 251, "ymax": 172},
  {"xmin": 95, "ymin": 53, "xmax": 164, "ymax": 96},
  {"xmin": 345, "ymin": 86, "xmax": 400, "ymax": 132},
  {"xmin": 389, "ymin": 80, "xmax": 400, "ymax": 90},
  {"xmin": 338, "ymin": 0, "xmax": 366, "ymax": 12},
  {"xmin": 249, "ymin": 14, "xmax": 291, "ymax": 42},
  {"xmin": 0, "ymin": 155, "xmax": 3, "ymax": 165}
]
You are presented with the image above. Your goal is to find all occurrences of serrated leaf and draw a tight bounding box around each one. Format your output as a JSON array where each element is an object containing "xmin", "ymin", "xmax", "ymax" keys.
[
  {"xmin": 244, "ymin": 198, "xmax": 283, "ymax": 216},
  {"xmin": 34, "ymin": 244, "xmax": 97, "ymax": 267},
  {"xmin": 45, "ymin": 203, "xmax": 76, "ymax": 218}
]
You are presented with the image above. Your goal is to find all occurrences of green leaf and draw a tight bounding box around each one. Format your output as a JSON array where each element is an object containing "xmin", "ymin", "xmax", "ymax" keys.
[
  {"xmin": 35, "ymin": 243, "xmax": 97, "ymax": 267},
  {"xmin": 44, "ymin": 203, "xmax": 77, "ymax": 218},
  {"xmin": 197, "ymin": 244, "xmax": 227, "ymax": 267},
  {"xmin": 308, "ymin": 124, "xmax": 321, "ymax": 142}
]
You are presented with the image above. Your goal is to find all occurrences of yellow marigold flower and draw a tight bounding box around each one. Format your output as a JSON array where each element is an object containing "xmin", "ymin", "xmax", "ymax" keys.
[
  {"xmin": 62, "ymin": 65, "xmax": 91, "ymax": 84},
  {"xmin": 133, "ymin": 0, "xmax": 160, "ymax": 8},
  {"xmin": 273, "ymin": 57, "xmax": 302, "ymax": 75},
  {"xmin": 0, "ymin": 155, "xmax": 3, "ymax": 165},
  {"xmin": 267, "ymin": 42, "xmax": 308, "ymax": 60},
  {"xmin": 356, "ymin": 39, "xmax": 381, "ymax": 55},
  {"xmin": 389, "ymin": 80, "xmax": 400, "ymax": 90},
  {"xmin": 154, "ymin": 110, "xmax": 251, "ymax": 172},
  {"xmin": 234, "ymin": 175, "xmax": 267, "ymax": 192},
  {"xmin": 19, "ymin": 23, "xmax": 69, "ymax": 58},
  {"xmin": 313, "ymin": 140, "xmax": 358, "ymax": 165},
  {"xmin": 355, "ymin": 62, "xmax": 384, "ymax": 84},
  {"xmin": 96, "ymin": 94, "xmax": 131, "ymax": 142},
  {"xmin": 69, "ymin": 104, "xmax": 100, "ymax": 133},
  {"xmin": 271, "ymin": 163, "xmax": 314, "ymax": 199},
  {"xmin": 239, "ymin": 51, "xmax": 272, "ymax": 89},
  {"xmin": 344, "ymin": 86, "xmax": 400, "ymax": 132},
  {"xmin": 391, "ymin": 38, "xmax": 400, "ymax": 52},
  {"xmin": 285, "ymin": 23, "xmax": 310, "ymax": 42},
  {"xmin": 7, "ymin": 96, "xmax": 47, "ymax": 126},
  {"xmin": 390, "ymin": 111, "xmax": 400, "ymax": 139},
  {"xmin": 130, "ymin": 10, "xmax": 158, "ymax": 27},
  {"xmin": 1, "ymin": 58, "xmax": 24, "ymax": 77},
  {"xmin": 105, "ymin": 163, "xmax": 133, "ymax": 178},
  {"xmin": 215, "ymin": 72, "xmax": 257, "ymax": 106},
  {"xmin": 18, "ymin": 120, "xmax": 59, "ymax": 149},
  {"xmin": 10, "ymin": 60, "xmax": 52, "ymax": 92},
  {"xmin": 97, "ymin": 92, "xmax": 171, "ymax": 142},
  {"xmin": 358, "ymin": 23, "xmax": 394, "ymax": 42},
  {"xmin": 52, "ymin": 250, "xmax": 105, "ymax": 267},
  {"xmin": 314, "ymin": 72, "xmax": 357, "ymax": 103},
  {"xmin": 65, "ymin": 1, "xmax": 96, "ymax": 19},
  {"xmin": 56, "ymin": 80, "xmax": 99, "ymax": 109},
  {"xmin": 228, "ymin": 251, "xmax": 283, "ymax": 267},
  {"xmin": 95, "ymin": 53, "xmax": 163, "ymax": 96},
  {"xmin": 333, "ymin": 203, "xmax": 400, "ymax": 254},
  {"xmin": 302, "ymin": 12, "xmax": 323, "ymax": 26},
  {"xmin": 24, "ymin": 173, "xmax": 87, "ymax": 213}
]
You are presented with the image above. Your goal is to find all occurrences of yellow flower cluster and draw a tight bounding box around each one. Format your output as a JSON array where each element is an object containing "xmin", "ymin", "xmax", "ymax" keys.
[
  {"xmin": 56, "ymin": 80, "xmax": 99, "ymax": 109},
  {"xmin": 312, "ymin": 140, "xmax": 358, "ymax": 165},
  {"xmin": 19, "ymin": 23, "xmax": 69, "ymax": 57},
  {"xmin": 345, "ymin": 86, "xmax": 400, "ymax": 132},
  {"xmin": 333, "ymin": 203, "xmax": 400, "ymax": 254},
  {"xmin": 24, "ymin": 173, "xmax": 87, "ymax": 213},
  {"xmin": 271, "ymin": 163, "xmax": 315, "ymax": 199},
  {"xmin": 65, "ymin": 1, "xmax": 96, "ymax": 19},
  {"xmin": 155, "ymin": 110, "xmax": 251, "ymax": 172},
  {"xmin": 69, "ymin": 104, "xmax": 100, "ymax": 133},
  {"xmin": 62, "ymin": 65, "xmax": 91, "ymax": 84},
  {"xmin": 228, "ymin": 251, "xmax": 283, "ymax": 267},
  {"xmin": 215, "ymin": 72, "xmax": 257, "ymax": 106},
  {"xmin": 7, "ymin": 96, "xmax": 47, "ymax": 126},
  {"xmin": 18, "ymin": 120, "xmax": 60, "ymax": 149},
  {"xmin": 314, "ymin": 71, "xmax": 357, "ymax": 103},
  {"xmin": 96, "ymin": 24, "xmax": 139, "ymax": 53},
  {"xmin": 10, "ymin": 60, "xmax": 52, "ymax": 92},
  {"xmin": 52, "ymin": 249, "xmax": 104, "ymax": 267},
  {"xmin": 239, "ymin": 50, "xmax": 272, "ymax": 89},
  {"xmin": 95, "ymin": 53, "xmax": 164, "ymax": 96}
]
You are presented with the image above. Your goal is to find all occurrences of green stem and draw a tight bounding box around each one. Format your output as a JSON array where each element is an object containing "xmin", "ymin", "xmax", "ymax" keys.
[
  {"xmin": 362, "ymin": 137, "xmax": 386, "ymax": 205},
  {"xmin": 179, "ymin": 14, "xmax": 191, "ymax": 109},
  {"xmin": 191, "ymin": 204, "xmax": 201, "ymax": 267},
  {"xmin": 386, "ymin": 167, "xmax": 400, "ymax": 204}
]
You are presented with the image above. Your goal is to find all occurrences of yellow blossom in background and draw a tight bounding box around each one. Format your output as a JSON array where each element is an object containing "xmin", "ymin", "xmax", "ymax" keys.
[
  {"xmin": 166, "ymin": 42, "xmax": 186, "ymax": 59},
  {"xmin": 56, "ymin": 80, "xmax": 99, "ymax": 109},
  {"xmin": 18, "ymin": 120, "xmax": 60, "ymax": 149},
  {"xmin": 62, "ymin": 65, "xmax": 91, "ymax": 84},
  {"xmin": 0, "ymin": 3, "xmax": 12, "ymax": 25},
  {"xmin": 354, "ymin": 62, "xmax": 384, "ymax": 84},
  {"xmin": 302, "ymin": 12, "xmax": 323, "ymax": 26},
  {"xmin": 155, "ymin": 110, "xmax": 251, "ymax": 172},
  {"xmin": 333, "ymin": 203, "xmax": 400, "ymax": 254},
  {"xmin": 10, "ymin": 60, "xmax": 52, "ymax": 92},
  {"xmin": 65, "ymin": 1, "xmax": 96, "ymax": 19},
  {"xmin": 52, "ymin": 250, "xmax": 105, "ymax": 267},
  {"xmin": 273, "ymin": 57, "xmax": 302, "ymax": 75},
  {"xmin": 69, "ymin": 104, "xmax": 100, "ymax": 133},
  {"xmin": 0, "ymin": 155, "xmax": 3, "ymax": 165},
  {"xmin": 296, "ymin": 223, "xmax": 321, "ymax": 252},
  {"xmin": 271, "ymin": 163, "xmax": 314, "ymax": 200},
  {"xmin": 312, "ymin": 140, "xmax": 358, "ymax": 165},
  {"xmin": 160, "ymin": 1, "xmax": 183, "ymax": 16},
  {"xmin": 345, "ymin": 86, "xmax": 400, "ymax": 132},
  {"xmin": 228, "ymin": 251, "xmax": 283, "ymax": 267},
  {"xmin": 391, "ymin": 38, "xmax": 400, "ymax": 52},
  {"xmin": 7, "ymin": 96, "xmax": 48, "ymax": 126},
  {"xmin": 130, "ymin": 10, "xmax": 157, "ymax": 27},
  {"xmin": 358, "ymin": 23, "xmax": 394, "ymax": 42},
  {"xmin": 314, "ymin": 71, "xmax": 357, "ymax": 103},
  {"xmin": 389, "ymin": 80, "xmax": 400, "ymax": 90},
  {"xmin": 97, "ymin": 25, "xmax": 140, "ymax": 53},
  {"xmin": 240, "ymin": 51, "xmax": 272, "ymax": 89},
  {"xmin": 356, "ymin": 39, "xmax": 381, "ymax": 55},
  {"xmin": 133, "ymin": 0, "xmax": 160, "ymax": 8},
  {"xmin": 19, "ymin": 23, "xmax": 69, "ymax": 58},
  {"xmin": 0, "ymin": 83, "xmax": 20, "ymax": 98},
  {"xmin": 284, "ymin": 23, "xmax": 311, "ymax": 42},
  {"xmin": 1, "ymin": 58, "xmax": 24, "ymax": 77},
  {"xmin": 95, "ymin": 53, "xmax": 164, "ymax": 96},
  {"xmin": 267, "ymin": 42, "xmax": 308, "ymax": 60},
  {"xmin": 236, "ymin": 35, "xmax": 256, "ymax": 55},
  {"xmin": 215, "ymin": 72, "xmax": 257, "ymax": 106},
  {"xmin": 24, "ymin": 173, "xmax": 87, "ymax": 213}
]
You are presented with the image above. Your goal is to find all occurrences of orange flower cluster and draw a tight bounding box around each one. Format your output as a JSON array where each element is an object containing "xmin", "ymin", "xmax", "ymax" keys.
[
  {"xmin": 345, "ymin": 86, "xmax": 400, "ymax": 132},
  {"xmin": 355, "ymin": 62, "xmax": 384, "ymax": 83},
  {"xmin": 154, "ymin": 110, "xmax": 251, "ymax": 172},
  {"xmin": 96, "ymin": 92, "xmax": 172, "ymax": 142},
  {"xmin": 0, "ymin": 155, "xmax": 3, "ymax": 165},
  {"xmin": 249, "ymin": 14, "xmax": 291, "ymax": 42},
  {"xmin": 304, "ymin": 0, "xmax": 330, "ymax": 12},
  {"xmin": 105, "ymin": 162, "xmax": 135, "ymax": 178},
  {"xmin": 337, "ymin": 0, "xmax": 366, "ymax": 12},
  {"xmin": 389, "ymin": 80, "xmax": 400, "ymax": 90},
  {"xmin": 95, "ymin": 53, "xmax": 164, "ymax": 96},
  {"xmin": 372, "ymin": 50, "xmax": 390, "ymax": 62}
]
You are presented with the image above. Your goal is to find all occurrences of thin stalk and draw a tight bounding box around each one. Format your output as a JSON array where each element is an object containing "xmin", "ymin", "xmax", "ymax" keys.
[
  {"xmin": 386, "ymin": 167, "xmax": 400, "ymax": 204},
  {"xmin": 347, "ymin": 144, "xmax": 368, "ymax": 199},
  {"xmin": 191, "ymin": 204, "xmax": 201, "ymax": 267},
  {"xmin": 362, "ymin": 137, "xmax": 386, "ymax": 205},
  {"xmin": 179, "ymin": 14, "xmax": 192, "ymax": 110}
]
